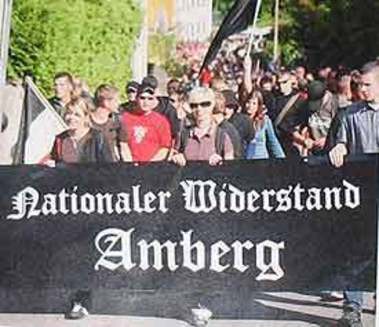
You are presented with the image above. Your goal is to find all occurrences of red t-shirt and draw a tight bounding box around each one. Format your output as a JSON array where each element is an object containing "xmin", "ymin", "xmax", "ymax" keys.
[{"xmin": 120, "ymin": 111, "xmax": 172, "ymax": 162}]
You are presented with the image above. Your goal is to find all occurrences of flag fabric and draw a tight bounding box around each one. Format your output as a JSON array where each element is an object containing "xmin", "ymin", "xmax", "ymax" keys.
[
  {"xmin": 0, "ymin": 83, "xmax": 24, "ymax": 164},
  {"xmin": 200, "ymin": 0, "xmax": 258, "ymax": 73},
  {"xmin": 13, "ymin": 77, "xmax": 68, "ymax": 164}
]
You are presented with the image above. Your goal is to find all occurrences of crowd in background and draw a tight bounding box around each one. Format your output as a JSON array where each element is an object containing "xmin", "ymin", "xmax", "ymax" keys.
[
  {"xmin": 24, "ymin": 44, "xmax": 379, "ymax": 325},
  {"xmin": 45, "ymin": 50, "xmax": 377, "ymax": 168}
]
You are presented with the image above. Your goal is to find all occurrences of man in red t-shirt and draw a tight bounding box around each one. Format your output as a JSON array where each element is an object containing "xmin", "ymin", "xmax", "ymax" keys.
[{"xmin": 119, "ymin": 83, "xmax": 172, "ymax": 162}]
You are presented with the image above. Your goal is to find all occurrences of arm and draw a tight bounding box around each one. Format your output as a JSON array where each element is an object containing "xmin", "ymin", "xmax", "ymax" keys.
[
  {"xmin": 118, "ymin": 114, "xmax": 133, "ymax": 162},
  {"xmin": 209, "ymin": 132, "xmax": 234, "ymax": 166},
  {"xmin": 265, "ymin": 118, "xmax": 286, "ymax": 158},
  {"xmin": 329, "ymin": 113, "xmax": 349, "ymax": 167},
  {"xmin": 120, "ymin": 142, "xmax": 133, "ymax": 162},
  {"xmin": 222, "ymin": 133, "xmax": 234, "ymax": 160},
  {"xmin": 292, "ymin": 127, "xmax": 313, "ymax": 150},
  {"xmin": 153, "ymin": 115, "xmax": 172, "ymax": 162},
  {"xmin": 150, "ymin": 148, "xmax": 169, "ymax": 161},
  {"xmin": 243, "ymin": 55, "xmax": 253, "ymax": 95}
]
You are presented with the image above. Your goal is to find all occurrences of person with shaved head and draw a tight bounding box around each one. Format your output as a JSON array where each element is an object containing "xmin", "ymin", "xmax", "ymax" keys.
[
  {"xmin": 329, "ymin": 61, "xmax": 379, "ymax": 327},
  {"xmin": 329, "ymin": 61, "xmax": 379, "ymax": 168}
]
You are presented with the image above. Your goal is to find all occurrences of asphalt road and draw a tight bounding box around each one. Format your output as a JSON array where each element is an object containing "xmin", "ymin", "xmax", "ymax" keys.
[{"xmin": 0, "ymin": 292, "xmax": 375, "ymax": 327}]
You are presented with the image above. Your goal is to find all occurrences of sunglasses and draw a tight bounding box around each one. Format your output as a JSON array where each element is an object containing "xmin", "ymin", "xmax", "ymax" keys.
[
  {"xmin": 139, "ymin": 96, "xmax": 155, "ymax": 101},
  {"xmin": 189, "ymin": 101, "xmax": 212, "ymax": 109},
  {"xmin": 127, "ymin": 88, "xmax": 137, "ymax": 93}
]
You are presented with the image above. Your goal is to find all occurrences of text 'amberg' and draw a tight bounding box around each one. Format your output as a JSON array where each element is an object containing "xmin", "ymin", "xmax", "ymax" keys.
[{"xmin": 94, "ymin": 228, "xmax": 285, "ymax": 281}]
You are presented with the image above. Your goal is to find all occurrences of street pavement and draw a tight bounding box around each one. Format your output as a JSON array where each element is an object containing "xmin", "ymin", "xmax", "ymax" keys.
[{"xmin": 0, "ymin": 292, "xmax": 375, "ymax": 327}]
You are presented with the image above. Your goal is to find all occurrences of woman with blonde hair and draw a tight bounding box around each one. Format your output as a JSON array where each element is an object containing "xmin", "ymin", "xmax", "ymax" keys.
[
  {"xmin": 243, "ymin": 90, "xmax": 285, "ymax": 160},
  {"xmin": 49, "ymin": 96, "xmax": 113, "ymax": 164}
]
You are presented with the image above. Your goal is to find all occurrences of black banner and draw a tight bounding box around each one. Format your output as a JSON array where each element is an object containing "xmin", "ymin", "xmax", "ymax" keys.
[
  {"xmin": 200, "ymin": 0, "xmax": 257, "ymax": 73},
  {"xmin": 0, "ymin": 159, "xmax": 376, "ymax": 315}
]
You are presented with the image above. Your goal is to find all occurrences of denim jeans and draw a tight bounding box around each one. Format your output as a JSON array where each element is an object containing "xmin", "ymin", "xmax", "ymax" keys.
[{"xmin": 344, "ymin": 291, "xmax": 363, "ymax": 311}]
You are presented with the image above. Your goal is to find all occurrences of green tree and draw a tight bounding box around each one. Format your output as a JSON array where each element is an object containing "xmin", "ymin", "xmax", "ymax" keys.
[
  {"xmin": 8, "ymin": 0, "xmax": 142, "ymax": 94},
  {"xmin": 214, "ymin": 0, "xmax": 379, "ymax": 68},
  {"xmin": 287, "ymin": 0, "xmax": 379, "ymax": 68}
]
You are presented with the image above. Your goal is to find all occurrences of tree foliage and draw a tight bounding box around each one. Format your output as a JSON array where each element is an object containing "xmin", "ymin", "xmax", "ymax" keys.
[
  {"xmin": 215, "ymin": 0, "xmax": 379, "ymax": 69},
  {"xmin": 8, "ymin": 0, "xmax": 142, "ymax": 94},
  {"xmin": 287, "ymin": 0, "xmax": 379, "ymax": 69}
]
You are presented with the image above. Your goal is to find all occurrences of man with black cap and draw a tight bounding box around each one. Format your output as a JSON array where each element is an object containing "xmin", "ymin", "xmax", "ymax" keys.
[
  {"xmin": 278, "ymin": 79, "xmax": 338, "ymax": 157},
  {"xmin": 140, "ymin": 75, "xmax": 181, "ymax": 142},
  {"xmin": 302, "ymin": 80, "xmax": 338, "ymax": 155},
  {"xmin": 120, "ymin": 81, "xmax": 139, "ymax": 112},
  {"xmin": 119, "ymin": 81, "xmax": 172, "ymax": 162}
]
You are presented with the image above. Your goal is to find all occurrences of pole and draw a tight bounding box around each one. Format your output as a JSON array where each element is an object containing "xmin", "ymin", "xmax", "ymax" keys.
[
  {"xmin": 132, "ymin": 0, "xmax": 148, "ymax": 81},
  {"xmin": 246, "ymin": 0, "xmax": 263, "ymax": 58},
  {"xmin": 273, "ymin": 0, "xmax": 280, "ymax": 63},
  {"xmin": 0, "ymin": 0, "xmax": 13, "ymax": 86}
]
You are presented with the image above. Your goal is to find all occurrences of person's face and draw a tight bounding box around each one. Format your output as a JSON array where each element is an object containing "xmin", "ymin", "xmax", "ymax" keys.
[
  {"xmin": 102, "ymin": 93, "xmax": 119, "ymax": 112},
  {"xmin": 262, "ymin": 82, "xmax": 272, "ymax": 92},
  {"xmin": 246, "ymin": 97, "xmax": 259, "ymax": 116},
  {"xmin": 127, "ymin": 88, "xmax": 137, "ymax": 102},
  {"xmin": 137, "ymin": 92, "xmax": 157, "ymax": 113},
  {"xmin": 296, "ymin": 67, "xmax": 306, "ymax": 79},
  {"xmin": 64, "ymin": 105, "xmax": 88, "ymax": 131},
  {"xmin": 167, "ymin": 83, "xmax": 179, "ymax": 97},
  {"xmin": 54, "ymin": 77, "xmax": 73, "ymax": 99},
  {"xmin": 278, "ymin": 74, "xmax": 293, "ymax": 95},
  {"xmin": 189, "ymin": 94, "xmax": 214, "ymax": 125},
  {"xmin": 291, "ymin": 75, "xmax": 299, "ymax": 90},
  {"xmin": 361, "ymin": 72, "xmax": 379, "ymax": 103},
  {"xmin": 214, "ymin": 96, "xmax": 226, "ymax": 115}
]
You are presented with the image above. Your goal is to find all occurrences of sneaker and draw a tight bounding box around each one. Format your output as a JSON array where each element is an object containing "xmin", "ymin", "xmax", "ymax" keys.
[
  {"xmin": 65, "ymin": 302, "xmax": 89, "ymax": 320},
  {"xmin": 337, "ymin": 309, "xmax": 362, "ymax": 327},
  {"xmin": 320, "ymin": 291, "xmax": 344, "ymax": 302},
  {"xmin": 190, "ymin": 304, "xmax": 213, "ymax": 327}
]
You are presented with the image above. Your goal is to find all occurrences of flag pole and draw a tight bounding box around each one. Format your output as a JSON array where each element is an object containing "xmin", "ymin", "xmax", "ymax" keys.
[
  {"xmin": 273, "ymin": 0, "xmax": 280, "ymax": 63},
  {"xmin": 246, "ymin": 0, "xmax": 262, "ymax": 58}
]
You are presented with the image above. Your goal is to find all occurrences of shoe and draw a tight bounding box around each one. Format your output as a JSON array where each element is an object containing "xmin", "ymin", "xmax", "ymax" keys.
[
  {"xmin": 190, "ymin": 304, "xmax": 213, "ymax": 327},
  {"xmin": 320, "ymin": 291, "xmax": 344, "ymax": 302},
  {"xmin": 65, "ymin": 302, "xmax": 89, "ymax": 320},
  {"xmin": 337, "ymin": 309, "xmax": 362, "ymax": 327}
]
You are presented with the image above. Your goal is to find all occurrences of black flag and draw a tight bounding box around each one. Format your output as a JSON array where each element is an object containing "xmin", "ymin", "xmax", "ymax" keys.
[{"xmin": 200, "ymin": 0, "xmax": 258, "ymax": 73}]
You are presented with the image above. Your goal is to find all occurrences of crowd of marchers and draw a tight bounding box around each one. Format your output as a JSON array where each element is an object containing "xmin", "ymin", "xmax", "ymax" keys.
[
  {"xmin": 36, "ymin": 52, "xmax": 379, "ymax": 325},
  {"xmin": 44, "ymin": 55, "xmax": 379, "ymax": 170}
]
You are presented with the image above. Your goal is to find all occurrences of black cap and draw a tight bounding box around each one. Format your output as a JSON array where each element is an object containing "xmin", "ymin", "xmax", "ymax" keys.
[
  {"xmin": 307, "ymin": 80, "xmax": 326, "ymax": 113},
  {"xmin": 307, "ymin": 80, "xmax": 326, "ymax": 101},
  {"xmin": 126, "ymin": 81, "xmax": 140, "ymax": 93},
  {"xmin": 137, "ymin": 75, "xmax": 159, "ymax": 95},
  {"xmin": 141, "ymin": 75, "xmax": 158, "ymax": 89}
]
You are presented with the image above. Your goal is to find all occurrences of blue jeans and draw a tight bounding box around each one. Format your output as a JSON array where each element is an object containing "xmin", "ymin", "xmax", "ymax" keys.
[{"xmin": 344, "ymin": 291, "xmax": 363, "ymax": 311}]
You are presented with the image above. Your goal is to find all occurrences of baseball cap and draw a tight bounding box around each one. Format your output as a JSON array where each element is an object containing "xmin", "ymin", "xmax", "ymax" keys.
[
  {"xmin": 137, "ymin": 75, "xmax": 159, "ymax": 95},
  {"xmin": 307, "ymin": 80, "xmax": 326, "ymax": 113},
  {"xmin": 126, "ymin": 81, "xmax": 139, "ymax": 93}
]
